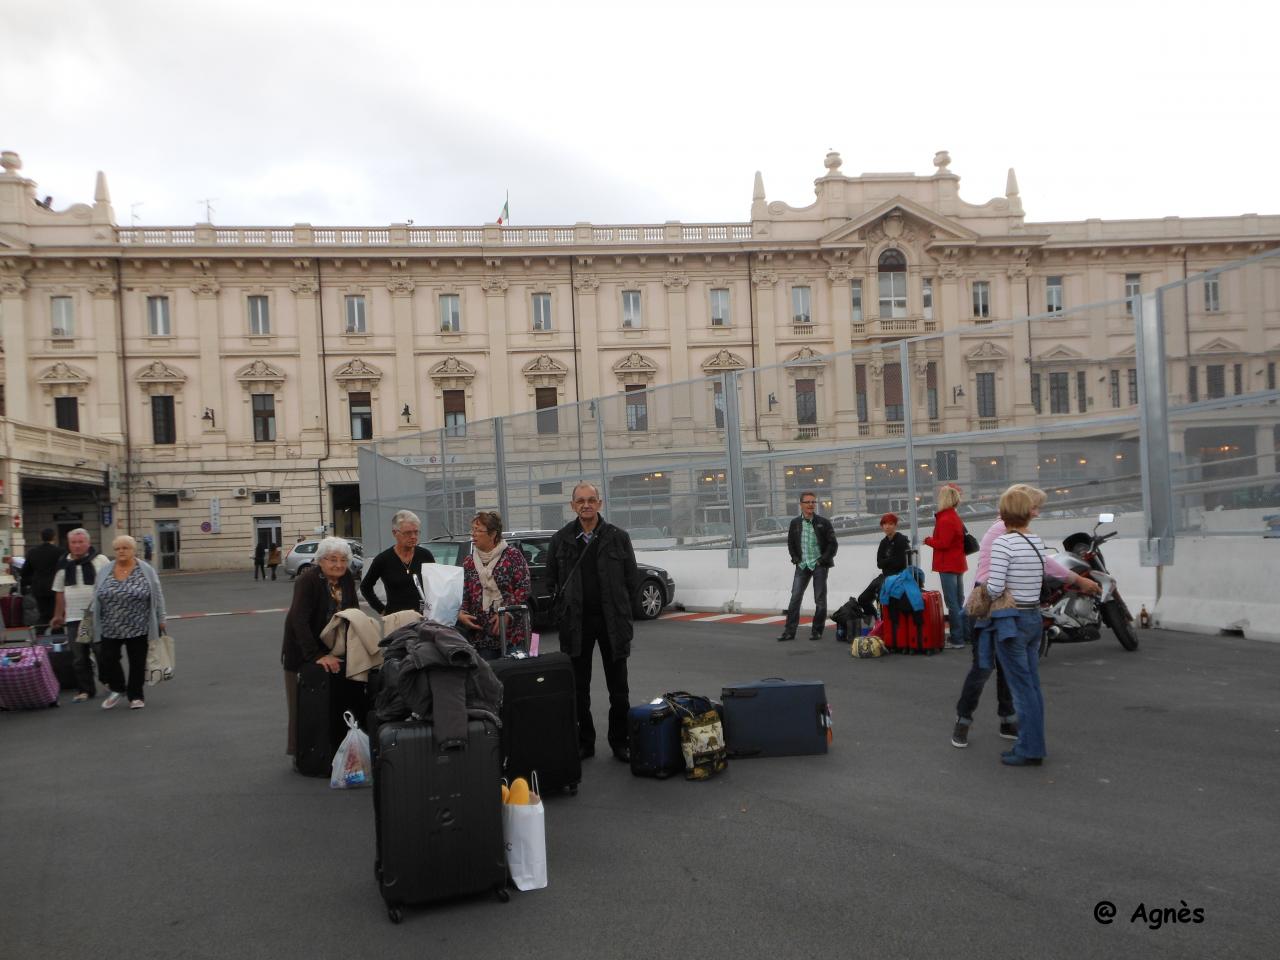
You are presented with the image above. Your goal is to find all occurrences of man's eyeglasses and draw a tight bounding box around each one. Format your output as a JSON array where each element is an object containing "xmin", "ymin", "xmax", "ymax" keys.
[
  {"xmin": 800, "ymin": 500, "xmax": 817, "ymax": 505},
  {"xmin": 573, "ymin": 497, "xmax": 601, "ymax": 506}
]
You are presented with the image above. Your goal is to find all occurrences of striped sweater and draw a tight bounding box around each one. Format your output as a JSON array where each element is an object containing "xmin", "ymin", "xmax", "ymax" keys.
[{"xmin": 985, "ymin": 531, "xmax": 1046, "ymax": 604}]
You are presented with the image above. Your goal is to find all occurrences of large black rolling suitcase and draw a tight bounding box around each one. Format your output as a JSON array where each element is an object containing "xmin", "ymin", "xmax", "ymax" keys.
[
  {"xmin": 294, "ymin": 662, "xmax": 367, "ymax": 777},
  {"xmin": 33, "ymin": 629, "xmax": 77, "ymax": 691},
  {"xmin": 720, "ymin": 678, "xmax": 831, "ymax": 758},
  {"xmin": 373, "ymin": 718, "xmax": 509, "ymax": 923},
  {"xmin": 488, "ymin": 605, "xmax": 581, "ymax": 796}
]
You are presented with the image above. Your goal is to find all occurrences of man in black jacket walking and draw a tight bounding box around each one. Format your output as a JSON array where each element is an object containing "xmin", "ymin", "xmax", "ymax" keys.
[
  {"xmin": 546, "ymin": 482, "xmax": 640, "ymax": 763},
  {"xmin": 20, "ymin": 528, "xmax": 63, "ymax": 631},
  {"xmin": 778, "ymin": 492, "xmax": 838, "ymax": 642}
]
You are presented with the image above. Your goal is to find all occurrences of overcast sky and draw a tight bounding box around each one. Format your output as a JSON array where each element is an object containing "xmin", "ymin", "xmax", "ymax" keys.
[{"xmin": 5, "ymin": 0, "xmax": 1277, "ymax": 229}]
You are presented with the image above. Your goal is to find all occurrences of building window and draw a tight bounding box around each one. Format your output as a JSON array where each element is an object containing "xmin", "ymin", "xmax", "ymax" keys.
[
  {"xmin": 1232, "ymin": 362, "xmax": 1243, "ymax": 396},
  {"xmin": 926, "ymin": 361, "xmax": 938, "ymax": 420},
  {"xmin": 1077, "ymin": 370, "xmax": 1088, "ymax": 413},
  {"xmin": 532, "ymin": 292, "xmax": 553, "ymax": 331},
  {"xmin": 1046, "ymin": 276, "xmax": 1064, "ymax": 314},
  {"xmin": 535, "ymin": 386, "xmax": 559, "ymax": 435},
  {"xmin": 151, "ymin": 395, "xmax": 176, "ymax": 444},
  {"xmin": 1128, "ymin": 368, "xmax": 1138, "ymax": 406},
  {"xmin": 1031, "ymin": 373, "xmax": 1042, "ymax": 414},
  {"xmin": 1204, "ymin": 277, "xmax": 1220, "ymax": 313},
  {"xmin": 883, "ymin": 362, "xmax": 903, "ymax": 422},
  {"xmin": 622, "ymin": 289, "xmax": 642, "ymax": 329},
  {"xmin": 252, "ymin": 490, "xmax": 281, "ymax": 505},
  {"xmin": 936, "ymin": 450, "xmax": 959, "ymax": 482},
  {"xmin": 709, "ymin": 288, "xmax": 730, "ymax": 327},
  {"xmin": 855, "ymin": 364, "xmax": 868, "ymax": 423},
  {"xmin": 147, "ymin": 295, "xmax": 171, "ymax": 336},
  {"xmin": 712, "ymin": 379, "xmax": 726, "ymax": 429},
  {"xmin": 1049, "ymin": 372, "xmax": 1070, "ymax": 414},
  {"xmin": 795, "ymin": 378, "xmax": 817, "ymax": 425},
  {"xmin": 439, "ymin": 294, "xmax": 461, "ymax": 332},
  {"xmin": 791, "ymin": 285, "xmax": 812, "ymax": 323},
  {"xmin": 976, "ymin": 372, "xmax": 996, "ymax": 418},
  {"xmin": 1269, "ymin": 362, "xmax": 1276, "ymax": 391},
  {"xmin": 877, "ymin": 250, "xmax": 907, "ymax": 319},
  {"xmin": 1206, "ymin": 364, "xmax": 1225, "ymax": 400},
  {"xmin": 54, "ymin": 396, "xmax": 79, "ymax": 431},
  {"xmin": 349, "ymin": 391, "xmax": 373, "ymax": 440},
  {"xmin": 345, "ymin": 295, "xmax": 367, "ymax": 334},
  {"xmin": 248, "ymin": 295, "xmax": 270, "ymax": 335},
  {"xmin": 51, "ymin": 295, "xmax": 74, "ymax": 337},
  {"xmin": 443, "ymin": 389, "xmax": 466, "ymax": 436},
  {"xmin": 1188, "ymin": 366, "xmax": 1198, "ymax": 402},
  {"xmin": 625, "ymin": 384, "xmax": 648, "ymax": 432},
  {"xmin": 154, "ymin": 493, "xmax": 179, "ymax": 508},
  {"xmin": 851, "ymin": 280, "xmax": 864, "ymax": 322},
  {"xmin": 921, "ymin": 278, "xmax": 933, "ymax": 321},
  {"xmin": 252, "ymin": 394, "xmax": 276, "ymax": 441},
  {"xmin": 1109, "ymin": 369, "xmax": 1121, "ymax": 408},
  {"xmin": 1124, "ymin": 273, "xmax": 1141, "ymax": 315},
  {"xmin": 972, "ymin": 281, "xmax": 991, "ymax": 319}
]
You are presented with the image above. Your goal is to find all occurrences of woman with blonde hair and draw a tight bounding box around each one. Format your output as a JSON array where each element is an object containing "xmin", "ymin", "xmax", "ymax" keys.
[
  {"xmin": 923, "ymin": 483, "xmax": 968, "ymax": 649},
  {"xmin": 87, "ymin": 534, "xmax": 168, "ymax": 711}
]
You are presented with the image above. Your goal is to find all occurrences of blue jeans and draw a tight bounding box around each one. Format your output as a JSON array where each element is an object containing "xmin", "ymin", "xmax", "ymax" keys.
[
  {"xmin": 993, "ymin": 609, "xmax": 1046, "ymax": 759},
  {"xmin": 938, "ymin": 572, "xmax": 967, "ymax": 644},
  {"xmin": 783, "ymin": 565, "xmax": 828, "ymax": 638},
  {"xmin": 954, "ymin": 618, "xmax": 1015, "ymax": 724}
]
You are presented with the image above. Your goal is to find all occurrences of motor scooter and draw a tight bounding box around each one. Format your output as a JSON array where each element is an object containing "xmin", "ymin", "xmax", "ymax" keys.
[{"xmin": 1040, "ymin": 512, "xmax": 1138, "ymax": 655}]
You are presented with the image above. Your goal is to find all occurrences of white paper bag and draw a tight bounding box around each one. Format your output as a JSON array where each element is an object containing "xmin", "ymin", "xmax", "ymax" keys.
[
  {"xmin": 415, "ymin": 563, "xmax": 464, "ymax": 625},
  {"xmin": 145, "ymin": 633, "xmax": 176, "ymax": 686},
  {"xmin": 502, "ymin": 788, "xmax": 547, "ymax": 891}
]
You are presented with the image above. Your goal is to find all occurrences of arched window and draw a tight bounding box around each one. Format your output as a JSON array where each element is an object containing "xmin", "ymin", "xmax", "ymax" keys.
[{"xmin": 878, "ymin": 249, "xmax": 907, "ymax": 319}]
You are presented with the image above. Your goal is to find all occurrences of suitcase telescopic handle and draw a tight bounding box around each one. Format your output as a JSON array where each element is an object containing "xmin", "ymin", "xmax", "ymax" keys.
[{"xmin": 496, "ymin": 604, "xmax": 531, "ymax": 657}]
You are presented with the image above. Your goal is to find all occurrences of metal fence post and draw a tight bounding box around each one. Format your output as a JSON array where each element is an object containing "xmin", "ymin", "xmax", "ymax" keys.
[
  {"xmin": 440, "ymin": 429, "xmax": 451, "ymax": 536},
  {"xmin": 594, "ymin": 400, "xmax": 610, "ymax": 507},
  {"xmin": 493, "ymin": 417, "xmax": 509, "ymax": 525},
  {"xmin": 900, "ymin": 341, "xmax": 919, "ymax": 547},
  {"xmin": 1136, "ymin": 291, "xmax": 1175, "ymax": 566},
  {"xmin": 724, "ymin": 371, "xmax": 749, "ymax": 568}
]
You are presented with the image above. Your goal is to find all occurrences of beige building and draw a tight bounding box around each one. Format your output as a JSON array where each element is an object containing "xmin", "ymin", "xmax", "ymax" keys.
[{"xmin": 1, "ymin": 148, "xmax": 1277, "ymax": 568}]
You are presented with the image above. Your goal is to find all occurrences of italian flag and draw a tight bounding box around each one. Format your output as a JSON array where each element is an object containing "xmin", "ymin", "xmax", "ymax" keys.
[{"xmin": 497, "ymin": 193, "xmax": 509, "ymax": 225}]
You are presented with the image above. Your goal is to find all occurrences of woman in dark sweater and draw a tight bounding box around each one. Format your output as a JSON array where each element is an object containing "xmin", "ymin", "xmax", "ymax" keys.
[
  {"xmin": 359, "ymin": 510, "xmax": 436, "ymax": 615},
  {"xmin": 857, "ymin": 513, "xmax": 910, "ymax": 618},
  {"xmin": 281, "ymin": 537, "xmax": 359, "ymax": 757}
]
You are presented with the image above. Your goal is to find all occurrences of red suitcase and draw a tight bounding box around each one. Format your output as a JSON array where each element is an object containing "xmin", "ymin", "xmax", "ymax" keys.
[
  {"xmin": 1, "ymin": 593, "xmax": 24, "ymax": 628},
  {"xmin": 883, "ymin": 590, "xmax": 945, "ymax": 654}
]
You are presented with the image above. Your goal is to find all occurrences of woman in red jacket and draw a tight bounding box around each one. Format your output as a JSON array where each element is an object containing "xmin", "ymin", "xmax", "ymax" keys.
[{"xmin": 924, "ymin": 484, "xmax": 968, "ymax": 649}]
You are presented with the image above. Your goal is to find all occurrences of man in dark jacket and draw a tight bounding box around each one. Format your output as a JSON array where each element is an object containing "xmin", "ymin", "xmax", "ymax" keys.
[
  {"xmin": 546, "ymin": 482, "xmax": 640, "ymax": 763},
  {"xmin": 778, "ymin": 492, "xmax": 838, "ymax": 642},
  {"xmin": 20, "ymin": 528, "xmax": 64, "ymax": 632}
]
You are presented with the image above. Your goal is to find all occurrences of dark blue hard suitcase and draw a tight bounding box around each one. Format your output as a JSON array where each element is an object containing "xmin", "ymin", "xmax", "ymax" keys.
[
  {"xmin": 720, "ymin": 678, "xmax": 830, "ymax": 758},
  {"xmin": 627, "ymin": 692, "xmax": 723, "ymax": 778},
  {"xmin": 373, "ymin": 718, "xmax": 509, "ymax": 923}
]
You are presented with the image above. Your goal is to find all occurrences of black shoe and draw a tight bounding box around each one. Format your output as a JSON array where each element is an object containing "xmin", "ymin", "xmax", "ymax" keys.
[
  {"xmin": 611, "ymin": 747, "xmax": 631, "ymax": 764},
  {"xmin": 579, "ymin": 745, "xmax": 595, "ymax": 760},
  {"xmin": 808, "ymin": 632, "xmax": 822, "ymax": 642},
  {"xmin": 951, "ymin": 721, "xmax": 969, "ymax": 749},
  {"xmin": 776, "ymin": 634, "xmax": 794, "ymax": 642},
  {"xmin": 1000, "ymin": 751, "xmax": 1042, "ymax": 767},
  {"xmin": 999, "ymin": 721, "xmax": 1019, "ymax": 741}
]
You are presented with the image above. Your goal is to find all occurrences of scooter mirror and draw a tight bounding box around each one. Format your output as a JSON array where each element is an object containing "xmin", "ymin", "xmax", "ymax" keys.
[{"xmin": 1098, "ymin": 512, "xmax": 1115, "ymax": 524}]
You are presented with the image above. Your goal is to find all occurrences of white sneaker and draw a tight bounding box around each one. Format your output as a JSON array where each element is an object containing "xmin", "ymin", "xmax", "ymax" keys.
[
  {"xmin": 129, "ymin": 699, "xmax": 145, "ymax": 710},
  {"xmin": 102, "ymin": 692, "xmax": 124, "ymax": 710}
]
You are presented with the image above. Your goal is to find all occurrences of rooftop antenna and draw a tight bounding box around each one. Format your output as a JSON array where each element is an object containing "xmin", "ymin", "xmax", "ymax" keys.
[
  {"xmin": 130, "ymin": 202, "xmax": 143, "ymax": 227},
  {"xmin": 198, "ymin": 197, "xmax": 217, "ymax": 222}
]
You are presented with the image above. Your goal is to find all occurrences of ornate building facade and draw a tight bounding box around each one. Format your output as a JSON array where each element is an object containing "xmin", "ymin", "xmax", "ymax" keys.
[{"xmin": 1, "ymin": 148, "xmax": 1277, "ymax": 568}]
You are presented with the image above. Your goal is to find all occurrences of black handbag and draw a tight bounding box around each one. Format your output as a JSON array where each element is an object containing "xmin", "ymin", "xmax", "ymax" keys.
[{"xmin": 962, "ymin": 526, "xmax": 980, "ymax": 555}]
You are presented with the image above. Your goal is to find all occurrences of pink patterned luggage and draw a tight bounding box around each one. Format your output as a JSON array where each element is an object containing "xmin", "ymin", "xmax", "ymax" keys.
[{"xmin": 0, "ymin": 638, "xmax": 60, "ymax": 710}]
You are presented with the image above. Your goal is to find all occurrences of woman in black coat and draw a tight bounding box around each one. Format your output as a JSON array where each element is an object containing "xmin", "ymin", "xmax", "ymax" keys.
[
  {"xmin": 281, "ymin": 537, "xmax": 359, "ymax": 757},
  {"xmin": 857, "ymin": 513, "xmax": 911, "ymax": 619}
]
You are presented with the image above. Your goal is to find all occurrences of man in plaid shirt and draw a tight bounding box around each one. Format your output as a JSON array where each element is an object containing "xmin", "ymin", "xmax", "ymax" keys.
[{"xmin": 778, "ymin": 492, "xmax": 839, "ymax": 642}]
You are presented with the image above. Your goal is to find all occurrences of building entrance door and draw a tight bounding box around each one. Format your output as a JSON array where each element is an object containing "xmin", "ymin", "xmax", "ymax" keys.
[
  {"xmin": 255, "ymin": 517, "xmax": 282, "ymax": 551},
  {"xmin": 156, "ymin": 520, "xmax": 180, "ymax": 571}
]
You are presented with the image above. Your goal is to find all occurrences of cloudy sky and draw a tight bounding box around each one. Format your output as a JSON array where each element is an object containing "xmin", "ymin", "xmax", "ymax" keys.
[{"xmin": 5, "ymin": 0, "xmax": 1276, "ymax": 229}]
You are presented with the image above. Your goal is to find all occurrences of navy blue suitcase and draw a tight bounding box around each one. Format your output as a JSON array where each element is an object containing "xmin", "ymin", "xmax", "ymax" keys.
[
  {"xmin": 627, "ymin": 693, "xmax": 723, "ymax": 778},
  {"xmin": 373, "ymin": 718, "xmax": 508, "ymax": 923},
  {"xmin": 720, "ymin": 678, "xmax": 830, "ymax": 758}
]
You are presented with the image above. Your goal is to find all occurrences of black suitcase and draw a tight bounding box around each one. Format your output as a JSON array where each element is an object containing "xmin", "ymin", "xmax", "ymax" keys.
[
  {"xmin": 373, "ymin": 718, "xmax": 509, "ymax": 923},
  {"xmin": 294, "ymin": 662, "xmax": 366, "ymax": 777},
  {"xmin": 720, "ymin": 678, "xmax": 831, "ymax": 758},
  {"xmin": 489, "ymin": 605, "xmax": 581, "ymax": 795},
  {"xmin": 35, "ymin": 630, "xmax": 78, "ymax": 691}
]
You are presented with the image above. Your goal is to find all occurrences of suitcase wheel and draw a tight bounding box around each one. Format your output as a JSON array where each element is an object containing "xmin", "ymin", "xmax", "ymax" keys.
[
  {"xmin": 568, "ymin": 782, "xmax": 579, "ymax": 796},
  {"xmin": 495, "ymin": 885, "xmax": 510, "ymax": 903},
  {"xmin": 387, "ymin": 905, "xmax": 404, "ymax": 925}
]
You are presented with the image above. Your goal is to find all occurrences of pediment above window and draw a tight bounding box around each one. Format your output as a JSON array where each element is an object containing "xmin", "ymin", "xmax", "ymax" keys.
[
  {"xmin": 334, "ymin": 357, "xmax": 383, "ymax": 392},
  {"xmin": 236, "ymin": 359, "xmax": 287, "ymax": 392},
  {"xmin": 965, "ymin": 340, "xmax": 1010, "ymax": 369},
  {"xmin": 134, "ymin": 360, "xmax": 188, "ymax": 395},
  {"xmin": 701, "ymin": 349, "xmax": 748, "ymax": 374},
  {"xmin": 612, "ymin": 351, "xmax": 659, "ymax": 385},
  {"xmin": 522, "ymin": 354, "xmax": 569, "ymax": 387},
  {"xmin": 1197, "ymin": 337, "xmax": 1243, "ymax": 355},
  {"xmin": 1034, "ymin": 344, "xmax": 1086, "ymax": 364},
  {"xmin": 37, "ymin": 361, "xmax": 91, "ymax": 395},
  {"xmin": 783, "ymin": 346, "xmax": 827, "ymax": 378},
  {"xmin": 819, "ymin": 196, "xmax": 978, "ymax": 247},
  {"xmin": 429, "ymin": 355, "xmax": 477, "ymax": 389}
]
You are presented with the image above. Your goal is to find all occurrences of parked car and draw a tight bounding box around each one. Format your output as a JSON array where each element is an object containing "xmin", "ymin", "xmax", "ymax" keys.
[
  {"xmin": 283, "ymin": 538, "xmax": 365, "ymax": 579},
  {"xmin": 428, "ymin": 529, "xmax": 676, "ymax": 624},
  {"xmin": 752, "ymin": 516, "xmax": 795, "ymax": 534}
]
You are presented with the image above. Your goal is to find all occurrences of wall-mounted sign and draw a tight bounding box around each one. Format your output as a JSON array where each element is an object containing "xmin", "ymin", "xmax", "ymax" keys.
[
  {"xmin": 209, "ymin": 497, "xmax": 222, "ymax": 534},
  {"xmin": 101, "ymin": 504, "xmax": 113, "ymax": 528}
]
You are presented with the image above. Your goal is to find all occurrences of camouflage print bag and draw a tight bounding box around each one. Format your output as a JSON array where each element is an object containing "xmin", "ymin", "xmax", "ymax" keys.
[{"xmin": 663, "ymin": 694, "xmax": 728, "ymax": 781}]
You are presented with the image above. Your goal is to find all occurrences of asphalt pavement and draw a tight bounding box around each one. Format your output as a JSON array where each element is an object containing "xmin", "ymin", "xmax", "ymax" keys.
[{"xmin": 3, "ymin": 571, "xmax": 1278, "ymax": 960}]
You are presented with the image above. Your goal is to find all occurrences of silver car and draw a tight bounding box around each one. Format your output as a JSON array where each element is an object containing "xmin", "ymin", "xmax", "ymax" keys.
[{"xmin": 283, "ymin": 539, "xmax": 364, "ymax": 578}]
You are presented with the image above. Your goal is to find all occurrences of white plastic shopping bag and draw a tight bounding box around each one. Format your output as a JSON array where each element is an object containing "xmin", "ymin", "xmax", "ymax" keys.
[
  {"xmin": 415, "ymin": 563, "xmax": 464, "ymax": 626},
  {"xmin": 502, "ymin": 772, "xmax": 548, "ymax": 891},
  {"xmin": 330, "ymin": 711, "xmax": 373, "ymax": 789}
]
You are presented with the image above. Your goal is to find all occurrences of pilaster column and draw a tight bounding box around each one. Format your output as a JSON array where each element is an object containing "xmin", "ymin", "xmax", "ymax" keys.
[
  {"xmin": 663, "ymin": 272, "xmax": 691, "ymax": 383},
  {"xmin": 481, "ymin": 276, "xmax": 511, "ymax": 418},
  {"xmin": 573, "ymin": 274, "xmax": 601, "ymax": 401},
  {"xmin": 289, "ymin": 277, "xmax": 325, "ymax": 454},
  {"xmin": 826, "ymin": 265, "xmax": 857, "ymax": 436},
  {"xmin": 0, "ymin": 274, "xmax": 30, "ymax": 421},
  {"xmin": 191, "ymin": 277, "xmax": 229, "ymax": 456},
  {"xmin": 938, "ymin": 262, "xmax": 966, "ymax": 430},
  {"xmin": 386, "ymin": 276, "xmax": 419, "ymax": 431},
  {"xmin": 752, "ymin": 268, "xmax": 782, "ymax": 440},
  {"xmin": 89, "ymin": 274, "xmax": 124, "ymax": 439},
  {"xmin": 1007, "ymin": 264, "xmax": 1036, "ymax": 423}
]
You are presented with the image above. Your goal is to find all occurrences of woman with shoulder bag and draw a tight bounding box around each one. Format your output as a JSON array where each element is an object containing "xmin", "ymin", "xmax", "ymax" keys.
[
  {"xmin": 457, "ymin": 511, "xmax": 531, "ymax": 660},
  {"xmin": 87, "ymin": 535, "xmax": 168, "ymax": 711},
  {"xmin": 924, "ymin": 484, "xmax": 968, "ymax": 649}
]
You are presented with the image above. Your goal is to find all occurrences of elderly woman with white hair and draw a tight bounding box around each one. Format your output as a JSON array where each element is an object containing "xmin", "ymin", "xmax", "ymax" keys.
[
  {"xmin": 86, "ymin": 534, "xmax": 168, "ymax": 711},
  {"xmin": 360, "ymin": 509, "xmax": 436, "ymax": 615},
  {"xmin": 282, "ymin": 536, "xmax": 361, "ymax": 757}
]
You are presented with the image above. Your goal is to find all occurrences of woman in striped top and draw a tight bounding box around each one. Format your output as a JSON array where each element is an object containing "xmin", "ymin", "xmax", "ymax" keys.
[{"xmin": 984, "ymin": 486, "xmax": 1049, "ymax": 766}]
